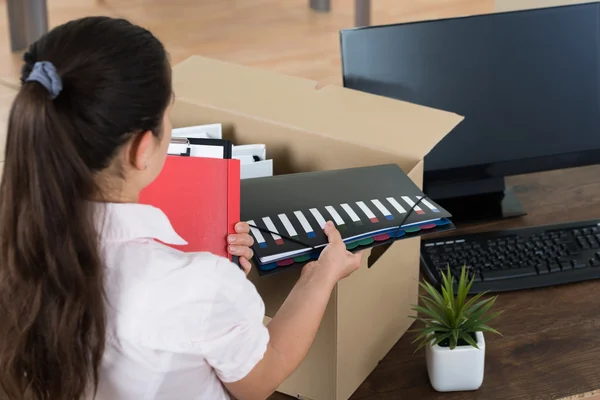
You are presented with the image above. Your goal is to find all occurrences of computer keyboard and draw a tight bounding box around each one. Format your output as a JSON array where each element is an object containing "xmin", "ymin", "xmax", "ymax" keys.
[{"xmin": 420, "ymin": 219, "xmax": 600, "ymax": 293}]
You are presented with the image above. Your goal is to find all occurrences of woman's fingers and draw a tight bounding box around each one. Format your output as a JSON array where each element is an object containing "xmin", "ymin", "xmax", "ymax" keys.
[
  {"xmin": 235, "ymin": 221, "xmax": 251, "ymax": 234},
  {"xmin": 228, "ymin": 244, "xmax": 254, "ymax": 260},
  {"xmin": 228, "ymin": 232, "xmax": 254, "ymax": 247},
  {"xmin": 239, "ymin": 257, "xmax": 252, "ymax": 276}
]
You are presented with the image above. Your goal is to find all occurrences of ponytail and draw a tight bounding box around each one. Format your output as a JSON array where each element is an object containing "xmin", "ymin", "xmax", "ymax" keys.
[
  {"xmin": 0, "ymin": 80, "xmax": 106, "ymax": 398},
  {"xmin": 0, "ymin": 16, "xmax": 172, "ymax": 399}
]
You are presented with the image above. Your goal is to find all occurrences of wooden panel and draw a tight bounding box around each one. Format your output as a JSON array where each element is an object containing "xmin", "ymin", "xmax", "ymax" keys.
[{"xmin": 0, "ymin": 0, "xmax": 493, "ymax": 84}]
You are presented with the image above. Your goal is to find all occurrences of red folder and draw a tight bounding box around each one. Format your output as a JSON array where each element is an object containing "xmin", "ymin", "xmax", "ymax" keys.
[{"xmin": 139, "ymin": 155, "xmax": 240, "ymax": 260}]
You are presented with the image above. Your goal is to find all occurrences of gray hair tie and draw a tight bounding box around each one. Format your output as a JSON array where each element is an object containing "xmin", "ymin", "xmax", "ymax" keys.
[{"xmin": 25, "ymin": 61, "xmax": 63, "ymax": 99}]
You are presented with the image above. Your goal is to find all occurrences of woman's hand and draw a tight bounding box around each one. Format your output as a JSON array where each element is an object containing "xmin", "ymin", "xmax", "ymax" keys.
[
  {"xmin": 228, "ymin": 222, "xmax": 255, "ymax": 275},
  {"xmin": 304, "ymin": 221, "xmax": 362, "ymax": 284}
]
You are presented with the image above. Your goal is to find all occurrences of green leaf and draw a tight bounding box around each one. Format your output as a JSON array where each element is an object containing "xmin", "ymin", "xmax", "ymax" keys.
[
  {"xmin": 418, "ymin": 296, "xmax": 451, "ymax": 326},
  {"xmin": 451, "ymin": 329, "xmax": 460, "ymax": 349},
  {"xmin": 455, "ymin": 266, "xmax": 477, "ymax": 323},
  {"xmin": 456, "ymin": 266, "xmax": 468, "ymax": 311},
  {"xmin": 422, "ymin": 279, "xmax": 456, "ymax": 327},
  {"xmin": 476, "ymin": 325, "xmax": 503, "ymax": 336},
  {"xmin": 467, "ymin": 297, "xmax": 497, "ymax": 322},
  {"xmin": 419, "ymin": 281, "xmax": 445, "ymax": 308},
  {"xmin": 447, "ymin": 268, "xmax": 456, "ymax": 304},
  {"xmin": 431, "ymin": 332, "xmax": 453, "ymax": 347},
  {"xmin": 413, "ymin": 334, "xmax": 435, "ymax": 353},
  {"xmin": 439, "ymin": 275, "xmax": 456, "ymax": 325},
  {"xmin": 440, "ymin": 269, "xmax": 454, "ymax": 306},
  {"xmin": 466, "ymin": 295, "xmax": 496, "ymax": 315},
  {"xmin": 419, "ymin": 294, "xmax": 446, "ymax": 312},
  {"xmin": 412, "ymin": 305, "xmax": 447, "ymax": 324},
  {"xmin": 463, "ymin": 268, "xmax": 476, "ymax": 296},
  {"xmin": 460, "ymin": 332, "xmax": 480, "ymax": 349},
  {"xmin": 412, "ymin": 327, "xmax": 448, "ymax": 344},
  {"xmin": 454, "ymin": 270, "xmax": 476, "ymax": 328},
  {"xmin": 413, "ymin": 340, "xmax": 430, "ymax": 353},
  {"xmin": 416, "ymin": 324, "xmax": 451, "ymax": 333},
  {"xmin": 461, "ymin": 291, "xmax": 488, "ymax": 316},
  {"xmin": 473, "ymin": 310, "xmax": 503, "ymax": 327},
  {"xmin": 409, "ymin": 318, "xmax": 449, "ymax": 332}
]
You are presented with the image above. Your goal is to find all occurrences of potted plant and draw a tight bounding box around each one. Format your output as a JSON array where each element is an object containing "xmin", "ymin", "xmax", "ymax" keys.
[{"xmin": 409, "ymin": 266, "xmax": 502, "ymax": 392}]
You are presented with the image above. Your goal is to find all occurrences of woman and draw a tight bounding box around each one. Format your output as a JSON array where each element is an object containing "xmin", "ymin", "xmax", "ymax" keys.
[{"xmin": 0, "ymin": 16, "xmax": 361, "ymax": 400}]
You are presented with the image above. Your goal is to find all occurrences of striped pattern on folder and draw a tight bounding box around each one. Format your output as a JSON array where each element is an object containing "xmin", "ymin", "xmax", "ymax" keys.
[
  {"xmin": 247, "ymin": 195, "xmax": 442, "ymax": 256},
  {"xmin": 241, "ymin": 164, "xmax": 454, "ymax": 273}
]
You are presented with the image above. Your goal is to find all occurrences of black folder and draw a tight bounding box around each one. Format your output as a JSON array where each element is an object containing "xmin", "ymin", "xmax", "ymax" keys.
[{"xmin": 241, "ymin": 164, "xmax": 455, "ymax": 275}]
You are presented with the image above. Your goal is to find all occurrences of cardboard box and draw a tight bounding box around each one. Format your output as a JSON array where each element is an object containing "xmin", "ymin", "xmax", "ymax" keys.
[
  {"xmin": 495, "ymin": 0, "xmax": 595, "ymax": 12},
  {"xmin": 171, "ymin": 56, "xmax": 463, "ymax": 400}
]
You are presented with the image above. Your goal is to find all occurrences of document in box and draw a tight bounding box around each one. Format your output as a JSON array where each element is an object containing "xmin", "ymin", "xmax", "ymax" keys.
[
  {"xmin": 167, "ymin": 137, "xmax": 232, "ymax": 159},
  {"xmin": 171, "ymin": 123, "xmax": 222, "ymax": 140},
  {"xmin": 233, "ymin": 144, "xmax": 266, "ymax": 161},
  {"xmin": 233, "ymin": 144, "xmax": 273, "ymax": 179},
  {"xmin": 169, "ymin": 123, "xmax": 273, "ymax": 179}
]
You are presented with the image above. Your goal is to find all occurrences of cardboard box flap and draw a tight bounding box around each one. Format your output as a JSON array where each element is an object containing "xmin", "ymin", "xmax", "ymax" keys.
[{"xmin": 172, "ymin": 56, "xmax": 464, "ymax": 161}]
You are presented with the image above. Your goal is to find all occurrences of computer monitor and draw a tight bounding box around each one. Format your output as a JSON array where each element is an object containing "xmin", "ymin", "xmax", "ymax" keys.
[{"xmin": 340, "ymin": 2, "xmax": 600, "ymax": 222}]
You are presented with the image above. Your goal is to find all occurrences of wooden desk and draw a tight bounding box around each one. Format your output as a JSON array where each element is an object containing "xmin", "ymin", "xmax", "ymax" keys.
[{"xmin": 271, "ymin": 165, "xmax": 600, "ymax": 400}]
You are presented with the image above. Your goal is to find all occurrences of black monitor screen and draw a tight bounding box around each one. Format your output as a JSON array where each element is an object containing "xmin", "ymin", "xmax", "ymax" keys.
[{"xmin": 340, "ymin": 3, "xmax": 600, "ymax": 176}]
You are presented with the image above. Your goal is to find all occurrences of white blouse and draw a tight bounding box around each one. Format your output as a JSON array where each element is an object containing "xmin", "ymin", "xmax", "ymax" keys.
[{"xmin": 92, "ymin": 202, "xmax": 269, "ymax": 399}]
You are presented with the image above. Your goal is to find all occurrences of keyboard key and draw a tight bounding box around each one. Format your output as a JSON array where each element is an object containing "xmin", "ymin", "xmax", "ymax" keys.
[
  {"xmin": 577, "ymin": 237, "xmax": 591, "ymax": 250},
  {"xmin": 536, "ymin": 263, "xmax": 548, "ymax": 273},
  {"xmin": 566, "ymin": 243, "xmax": 580, "ymax": 255},
  {"xmin": 482, "ymin": 267, "xmax": 538, "ymax": 281},
  {"xmin": 550, "ymin": 264, "xmax": 562, "ymax": 273},
  {"xmin": 560, "ymin": 261, "xmax": 572, "ymax": 271}
]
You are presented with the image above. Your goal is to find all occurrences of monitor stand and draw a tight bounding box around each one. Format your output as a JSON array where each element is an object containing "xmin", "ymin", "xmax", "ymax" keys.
[{"xmin": 425, "ymin": 177, "xmax": 526, "ymax": 223}]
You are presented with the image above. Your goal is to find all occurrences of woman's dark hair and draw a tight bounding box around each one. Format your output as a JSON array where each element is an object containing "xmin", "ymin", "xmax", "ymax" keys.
[{"xmin": 0, "ymin": 17, "xmax": 172, "ymax": 399}]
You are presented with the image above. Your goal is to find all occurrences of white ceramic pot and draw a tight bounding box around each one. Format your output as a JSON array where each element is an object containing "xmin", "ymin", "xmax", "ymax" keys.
[{"xmin": 425, "ymin": 331, "xmax": 485, "ymax": 392}]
